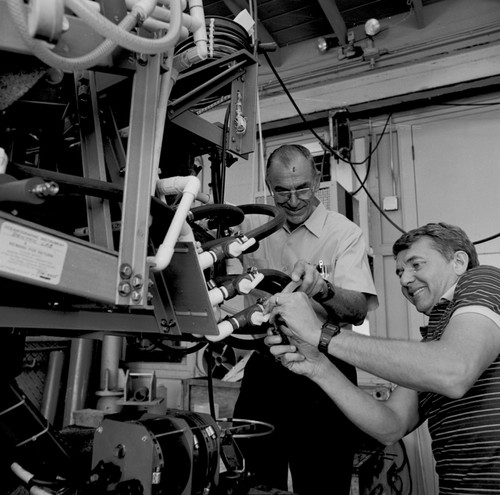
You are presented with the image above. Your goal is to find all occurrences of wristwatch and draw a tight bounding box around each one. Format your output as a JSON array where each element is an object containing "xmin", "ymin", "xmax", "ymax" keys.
[
  {"xmin": 318, "ymin": 321, "xmax": 341, "ymax": 354},
  {"xmin": 313, "ymin": 280, "xmax": 336, "ymax": 303}
]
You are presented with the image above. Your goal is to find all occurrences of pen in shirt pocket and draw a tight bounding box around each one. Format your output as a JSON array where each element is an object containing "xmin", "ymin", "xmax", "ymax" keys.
[{"xmin": 317, "ymin": 259, "xmax": 329, "ymax": 280}]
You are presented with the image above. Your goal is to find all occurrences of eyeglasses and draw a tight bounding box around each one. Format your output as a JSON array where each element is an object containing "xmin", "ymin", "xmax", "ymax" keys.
[{"xmin": 272, "ymin": 187, "xmax": 315, "ymax": 203}]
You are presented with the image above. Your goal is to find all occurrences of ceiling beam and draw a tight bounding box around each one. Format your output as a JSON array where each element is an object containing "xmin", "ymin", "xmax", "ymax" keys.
[
  {"xmin": 257, "ymin": 42, "xmax": 500, "ymax": 123},
  {"xmin": 317, "ymin": 0, "xmax": 348, "ymax": 45},
  {"xmin": 222, "ymin": 0, "xmax": 282, "ymax": 65},
  {"xmin": 412, "ymin": 0, "xmax": 425, "ymax": 28}
]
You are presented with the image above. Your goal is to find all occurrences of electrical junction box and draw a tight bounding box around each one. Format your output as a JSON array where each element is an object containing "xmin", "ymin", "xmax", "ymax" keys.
[{"xmin": 383, "ymin": 195, "xmax": 399, "ymax": 211}]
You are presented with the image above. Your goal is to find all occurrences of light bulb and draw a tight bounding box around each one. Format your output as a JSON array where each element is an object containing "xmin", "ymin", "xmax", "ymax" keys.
[{"xmin": 365, "ymin": 18, "xmax": 381, "ymax": 37}]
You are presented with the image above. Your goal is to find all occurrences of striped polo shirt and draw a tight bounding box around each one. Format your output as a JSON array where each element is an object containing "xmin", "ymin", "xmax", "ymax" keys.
[{"xmin": 419, "ymin": 265, "xmax": 500, "ymax": 494}]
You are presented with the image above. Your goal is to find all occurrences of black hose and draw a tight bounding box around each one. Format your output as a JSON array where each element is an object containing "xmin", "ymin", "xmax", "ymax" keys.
[
  {"xmin": 190, "ymin": 204, "xmax": 245, "ymax": 230},
  {"xmin": 225, "ymin": 269, "xmax": 292, "ymax": 350},
  {"xmin": 237, "ymin": 203, "xmax": 285, "ymax": 242}
]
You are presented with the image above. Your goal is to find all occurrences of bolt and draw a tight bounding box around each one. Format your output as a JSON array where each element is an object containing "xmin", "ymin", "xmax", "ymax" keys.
[
  {"xmin": 131, "ymin": 275, "xmax": 143, "ymax": 289},
  {"xmin": 113, "ymin": 444, "xmax": 126, "ymax": 459},
  {"xmin": 131, "ymin": 290, "xmax": 142, "ymax": 303},
  {"xmin": 136, "ymin": 53, "xmax": 148, "ymax": 66},
  {"xmin": 118, "ymin": 281, "xmax": 131, "ymax": 296},
  {"xmin": 119, "ymin": 264, "xmax": 133, "ymax": 279}
]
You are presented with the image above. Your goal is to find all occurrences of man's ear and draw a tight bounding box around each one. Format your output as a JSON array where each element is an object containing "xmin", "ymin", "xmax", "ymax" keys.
[
  {"xmin": 453, "ymin": 251, "xmax": 469, "ymax": 275},
  {"xmin": 313, "ymin": 169, "xmax": 321, "ymax": 188},
  {"xmin": 265, "ymin": 179, "xmax": 273, "ymax": 195}
]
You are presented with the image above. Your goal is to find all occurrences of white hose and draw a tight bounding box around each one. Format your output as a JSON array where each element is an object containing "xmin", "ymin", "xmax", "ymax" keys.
[
  {"xmin": 0, "ymin": 148, "xmax": 8, "ymax": 174},
  {"xmin": 65, "ymin": 0, "xmax": 182, "ymax": 54},
  {"xmin": 6, "ymin": 0, "xmax": 138, "ymax": 71},
  {"xmin": 189, "ymin": 0, "xmax": 208, "ymax": 61},
  {"xmin": 141, "ymin": 17, "xmax": 189, "ymax": 39},
  {"xmin": 147, "ymin": 176, "xmax": 201, "ymax": 270},
  {"xmin": 207, "ymin": 320, "xmax": 234, "ymax": 342},
  {"xmin": 125, "ymin": 0, "xmax": 202, "ymax": 32},
  {"xmin": 10, "ymin": 463, "xmax": 53, "ymax": 495},
  {"xmin": 171, "ymin": 0, "xmax": 207, "ymax": 75}
]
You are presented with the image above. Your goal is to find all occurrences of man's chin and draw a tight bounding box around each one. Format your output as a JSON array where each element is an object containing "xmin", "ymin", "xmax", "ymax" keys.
[{"xmin": 286, "ymin": 216, "xmax": 303, "ymax": 228}]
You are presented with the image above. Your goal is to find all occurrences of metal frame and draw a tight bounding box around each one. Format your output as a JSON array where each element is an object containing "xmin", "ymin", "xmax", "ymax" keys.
[{"xmin": 0, "ymin": 39, "xmax": 259, "ymax": 339}]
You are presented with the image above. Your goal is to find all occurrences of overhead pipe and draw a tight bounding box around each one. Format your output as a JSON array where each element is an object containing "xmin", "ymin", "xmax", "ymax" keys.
[
  {"xmin": 7, "ymin": 0, "xmax": 185, "ymax": 72},
  {"xmin": 65, "ymin": 0, "xmax": 183, "ymax": 55},
  {"xmin": 6, "ymin": 0, "xmax": 138, "ymax": 71}
]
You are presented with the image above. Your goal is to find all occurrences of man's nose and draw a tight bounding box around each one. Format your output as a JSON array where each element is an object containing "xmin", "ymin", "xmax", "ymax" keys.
[
  {"xmin": 400, "ymin": 269, "xmax": 414, "ymax": 286},
  {"xmin": 287, "ymin": 191, "xmax": 301, "ymax": 206}
]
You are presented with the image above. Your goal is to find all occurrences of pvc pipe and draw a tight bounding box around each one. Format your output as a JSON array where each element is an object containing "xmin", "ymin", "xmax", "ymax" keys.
[
  {"xmin": 238, "ymin": 272, "xmax": 264, "ymax": 294},
  {"xmin": 0, "ymin": 148, "xmax": 7, "ymax": 174},
  {"xmin": 7, "ymin": 0, "xmax": 138, "ymax": 71},
  {"xmin": 125, "ymin": 0, "xmax": 202, "ymax": 32},
  {"xmin": 198, "ymin": 250, "xmax": 217, "ymax": 271},
  {"xmin": 207, "ymin": 320, "xmax": 234, "ymax": 342},
  {"xmin": 208, "ymin": 286, "xmax": 228, "ymax": 306},
  {"xmin": 147, "ymin": 176, "xmax": 201, "ymax": 271},
  {"xmin": 189, "ymin": 0, "xmax": 208, "ymax": 61},
  {"xmin": 11, "ymin": 463, "xmax": 53, "ymax": 495},
  {"xmin": 158, "ymin": 0, "xmax": 187, "ymax": 8},
  {"xmin": 141, "ymin": 17, "xmax": 185, "ymax": 36},
  {"xmin": 65, "ymin": 0, "xmax": 182, "ymax": 55}
]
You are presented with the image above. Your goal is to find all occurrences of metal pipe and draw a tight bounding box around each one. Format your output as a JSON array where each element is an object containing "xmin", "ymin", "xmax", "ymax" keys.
[
  {"xmin": 41, "ymin": 350, "xmax": 65, "ymax": 424},
  {"xmin": 62, "ymin": 339, "xmax": 93, "ymax": 427},
  {"xmin": 100, "ymin": 335, "xmax": 122, "ymax": 391}
]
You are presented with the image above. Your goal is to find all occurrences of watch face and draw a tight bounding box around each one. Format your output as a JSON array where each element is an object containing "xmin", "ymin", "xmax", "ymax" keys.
[{"xmin": 318, "ymin": 323, "xmax": 340, "ymax": 353}]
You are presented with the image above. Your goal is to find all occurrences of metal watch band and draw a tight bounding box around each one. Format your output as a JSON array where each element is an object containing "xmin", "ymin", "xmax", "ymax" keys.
[
  {"xmin": 313, "ymin": 280, "xmax": 336, "ymax": 303},
  {"xmin": 318, "ymin": 322, "xmax": 341, "ymax": 353}
]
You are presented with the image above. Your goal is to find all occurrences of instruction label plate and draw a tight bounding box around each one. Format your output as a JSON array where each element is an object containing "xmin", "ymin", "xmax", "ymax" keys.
[{"xmin": 0, "ymin": 221, "xmax": 68, "ymax": 285}]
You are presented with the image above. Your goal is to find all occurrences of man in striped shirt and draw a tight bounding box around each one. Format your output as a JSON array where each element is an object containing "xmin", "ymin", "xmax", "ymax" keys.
[{"xmin": 266, "ymin": 222, "xmax": 500, "ymax": 494}]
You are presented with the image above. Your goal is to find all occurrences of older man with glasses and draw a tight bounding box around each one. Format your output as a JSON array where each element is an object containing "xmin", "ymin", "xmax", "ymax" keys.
[{"xmin": 233, "ymin": 144, "xmax": 378, "ymax": 495}]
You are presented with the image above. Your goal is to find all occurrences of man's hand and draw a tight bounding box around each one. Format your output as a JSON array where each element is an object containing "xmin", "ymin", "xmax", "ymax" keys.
[
  {"xmin": 290, "ymin": 259, "xmax": 328, "ymax": 300},
  {"xmin": 264, "ymin": 291, "xmax": 323, "ymax": 348},
  {"xmin": 264, "ymin": 327, "xmax": 331, "ymax": 379}
]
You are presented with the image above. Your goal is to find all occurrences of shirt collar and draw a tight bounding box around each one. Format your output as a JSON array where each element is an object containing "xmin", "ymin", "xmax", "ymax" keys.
[
  {"xmin": 284, "ymin": 202, "xmax": 326, "ymax": 238},
  {"xmin": 440, "ymin": 283, "xmax": 457, "ymax": 302}
]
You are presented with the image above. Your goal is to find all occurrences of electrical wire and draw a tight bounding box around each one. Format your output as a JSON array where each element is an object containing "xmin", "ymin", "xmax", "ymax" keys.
[
  {"xmin": 261, "ymin": 50, "xmax": 500, "ymax": 243},
  {"xmin": 351, "ymin": 133, "xmax": 373, "ymax": 196},
  {"xmin": 206, "ymin": 344, "xmax": 218, "ymax": 418},
  {"xmin": 262, "ymin": 50, "xmax": 405, "ymax": 234}
]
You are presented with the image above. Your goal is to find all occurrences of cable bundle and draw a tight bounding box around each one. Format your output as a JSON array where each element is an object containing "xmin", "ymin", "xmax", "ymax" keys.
[{"xmin": 175, "ymin": 16, "xmax": 252, "ymax": 66}]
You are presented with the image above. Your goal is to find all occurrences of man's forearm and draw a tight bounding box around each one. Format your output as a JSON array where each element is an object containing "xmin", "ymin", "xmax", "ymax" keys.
[
  {"xmin": 326, "ymin": 330, "xmax": 453, "ymax": 394},
  {"xmin": 312, "ymin": 359, "xmax": 409, "ymax": 445},
  {"xmin": 323, "ymin": 286, "xmax": 368, "ymax": 324}
]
